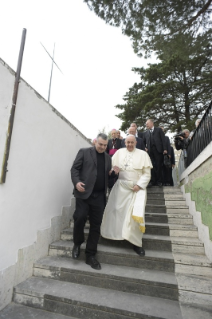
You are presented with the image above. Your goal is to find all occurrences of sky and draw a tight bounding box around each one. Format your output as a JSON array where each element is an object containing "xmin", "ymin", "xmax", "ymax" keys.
[{"xmin": 0, "ymin": 0, "xmax": 153, "ymax": 139}]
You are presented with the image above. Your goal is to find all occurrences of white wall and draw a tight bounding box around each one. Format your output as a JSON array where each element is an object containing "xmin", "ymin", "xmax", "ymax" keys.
[
  {"xmin": 0, "ymin": 59, "xmax": 15, "ymax": 170},
  {"xmin": 0, "ymin": 59, "xmax": 90, "ymax": 309}
]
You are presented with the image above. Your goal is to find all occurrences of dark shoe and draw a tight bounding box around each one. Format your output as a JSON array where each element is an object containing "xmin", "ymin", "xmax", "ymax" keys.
[
  {"xmin": 147, "ymin": 182, "xmax": 153, "ymax": 188},
  {"xmin": 157, "ymin": 182, "xmax": 163, "ymax": 187},
  {"xmin": 133, "ymin": 245, "xmax": 145, "ymax": 256},
  {"xmin": 72, "ymin": 244, "xmax": 80, "ymax": 259},
  {"xmin": 86, "ymin": 256, "xmax": 101, "ymax": 270}
]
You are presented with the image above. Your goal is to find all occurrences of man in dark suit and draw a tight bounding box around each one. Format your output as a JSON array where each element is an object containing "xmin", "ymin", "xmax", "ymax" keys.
[
  {"xmin": 121, "ymin": 126, "xmax": 145, "ymax": 150},
  {"xmin": 106, "ymin": 129, "xmax": 122, "ymax": 156},
  {"xmin": 130, "ymin": 122, "xmax": 144, "ymax": 139},
  {"xmin": 71, "ymin": 133, "xmax": 111, "ymax": 270},
  {"xmin": 143, "ymin": 119, "xmax": 167, "ymax": 187},
  {"xmin": 160, "ymin": 126, "xmax": 172, "ymax": 186}
]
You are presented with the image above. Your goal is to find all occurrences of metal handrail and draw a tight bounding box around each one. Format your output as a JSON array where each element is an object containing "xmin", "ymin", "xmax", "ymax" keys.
[{"xmin": 187, "ymin": 100, "xmax": 212, "ymax": 167}]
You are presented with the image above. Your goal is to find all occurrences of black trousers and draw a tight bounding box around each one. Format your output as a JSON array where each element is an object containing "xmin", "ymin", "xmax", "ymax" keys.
[
  {"xmin": 150, "ymin": 145, "xmax": 163, "ymax": 184},
  {"xmin": 162, "ymin": 164, "xmax": 171, "ymax": 185},
  {"xmin": 73, "ymin": 192, "xmax": 105, "ymax": 257}
]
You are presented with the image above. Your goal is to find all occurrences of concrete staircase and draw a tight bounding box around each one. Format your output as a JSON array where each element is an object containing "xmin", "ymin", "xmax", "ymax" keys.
[{"xmin": 1, "ymin": 187, "xmax": 212, "ymax": 319}]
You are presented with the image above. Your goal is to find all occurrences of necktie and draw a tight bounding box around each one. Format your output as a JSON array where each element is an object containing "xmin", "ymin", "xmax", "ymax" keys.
[{"xmin": 150, "ymin": 129, "xmax": 153, "ymax": 145}]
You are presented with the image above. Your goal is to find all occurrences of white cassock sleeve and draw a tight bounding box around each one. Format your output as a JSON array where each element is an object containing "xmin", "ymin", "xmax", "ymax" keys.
[{"xmin": 136, "ymin": 167, "xmax": 151, "ymax": 190}]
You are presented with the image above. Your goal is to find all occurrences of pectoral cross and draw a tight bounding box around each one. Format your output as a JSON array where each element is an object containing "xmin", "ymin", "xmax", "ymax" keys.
[{"xmin": 124, "ymin": 163, "xmax": 129, "ymax": 169}]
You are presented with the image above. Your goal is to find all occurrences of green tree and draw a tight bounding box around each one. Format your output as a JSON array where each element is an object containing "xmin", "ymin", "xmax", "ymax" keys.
[
  {"xmin": 116, "ymin": 34, "xmax": 212, "ymax": 132},
  {"xmin": 84, "ymin": 0, "xmax": 212, "ymax": 56}
]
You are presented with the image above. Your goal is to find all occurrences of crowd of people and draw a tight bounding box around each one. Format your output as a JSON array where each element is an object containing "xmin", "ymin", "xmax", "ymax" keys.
[
  {"xmin": 106, "ymin": 121, "xmax": 175, "ymax": 187},
  {"xmin": 70, "ymin": 119, "xmax": 179, "ymax": 271}
]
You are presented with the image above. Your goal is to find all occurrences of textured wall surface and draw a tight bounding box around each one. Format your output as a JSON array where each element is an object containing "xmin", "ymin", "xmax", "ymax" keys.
[
  {"xmin": 185, "ymin": 162, "xmax": 212, "ymax": 240},
  {"xmin": 180, "ymin": 144, "xmax": 212, "ymax": 261}
]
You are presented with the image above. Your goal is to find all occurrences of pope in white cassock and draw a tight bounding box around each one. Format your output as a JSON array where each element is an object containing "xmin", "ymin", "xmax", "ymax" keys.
[{"xmin": 101, "ymin": 135, "xmax": 153, "ymax": 256}]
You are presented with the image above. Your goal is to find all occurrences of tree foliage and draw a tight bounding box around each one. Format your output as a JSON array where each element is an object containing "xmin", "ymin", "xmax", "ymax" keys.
[
  {"xmin": 116, "ymin": 33, "xmax": 212, "ymax": 132},
  {"xmin": 84, "ymin": 0, "xmax": 212, "ymax": 56},
  {"xmin": 84, "ymin": 0, "xmax": 212, "ymax": 132}
]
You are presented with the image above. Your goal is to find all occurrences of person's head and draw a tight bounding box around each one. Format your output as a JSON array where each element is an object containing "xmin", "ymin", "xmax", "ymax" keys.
[
  {"xmin": 195, "ymin": 119, "xmax": 201, "ymax": 128},
  {"xmin": 111, "ymin": 129, "xmax": 117, "ymax": 139},
  {"xmin": 130, "ymin": 123, "xmax": 137, "ymax": 130},
  {"xmin": 92, "ymin": 138, "xmax": 96, "ymax": 146},
  {"xmin": 128, "ymin": 127, "xmax": 136, "ymax": 136},
  {"xmin": 146, "ymin": 119, "xmax": 154, "ymax": 130},
  {"xmin": 125, "ymin": 134, "xmax": 137, "ymax": 152},
  {"xmin": 183, "ymin": 129, "xmax": 190, "ymax": 138},
  {"xmin": 95, "ymin": 133, "xmax": 108, "ymax": 153},
  {"xmin": 117, "ymin": 130, "xmax": 123, "ymax": 139}
]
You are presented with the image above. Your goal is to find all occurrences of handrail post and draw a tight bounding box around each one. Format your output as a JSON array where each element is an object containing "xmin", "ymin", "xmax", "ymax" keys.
[{"xmin": 0, "ymin": 28, "xmax": 27, "ymax": 184}]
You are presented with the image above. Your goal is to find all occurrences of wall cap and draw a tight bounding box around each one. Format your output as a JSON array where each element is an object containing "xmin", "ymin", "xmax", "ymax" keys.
[{"xmin": 180, "ymin": 141, "xmax": 212, "ymax": 181}]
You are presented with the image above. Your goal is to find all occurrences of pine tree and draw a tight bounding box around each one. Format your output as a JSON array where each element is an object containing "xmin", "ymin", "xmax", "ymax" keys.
[
  {"xmin": 115, "ymin": 33, "xmax": 212, "ymax": 132},
  {"xmin": 84, "ymin": 0, "xmax": 212, "ymax": 56}
]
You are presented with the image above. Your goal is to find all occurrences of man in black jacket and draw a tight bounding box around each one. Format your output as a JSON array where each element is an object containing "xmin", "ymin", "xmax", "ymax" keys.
[
  {"xmin": 143, "ymin": 119, "xmax": 167, "ymax": 187},
  {"xmin": 71, "ymin": 133, "xmax": 111, "ymax": 270}
]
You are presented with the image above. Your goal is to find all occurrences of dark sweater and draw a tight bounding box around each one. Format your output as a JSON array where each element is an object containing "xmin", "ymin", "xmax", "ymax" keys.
[{"xmin": 93, "ymin": 151, "xmax": 105, "ymax": 192}]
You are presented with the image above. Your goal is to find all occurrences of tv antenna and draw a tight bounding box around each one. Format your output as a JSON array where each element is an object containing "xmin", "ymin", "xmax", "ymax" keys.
[{"xmin": 40, "ymin": 42, "xmax": 63, "ymax": 103}]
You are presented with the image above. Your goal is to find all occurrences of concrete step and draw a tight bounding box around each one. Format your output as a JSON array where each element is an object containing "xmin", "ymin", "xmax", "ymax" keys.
[
  {"xmin": 65, "ymin": 223, "xmax": 198, "ymax": 238},
  {"xmin": 48, "ymin": 241, "xmax": 211, "ymax": 277},
  {"xmin": 180, "ymin": 303, "xmax": 212, "ymax": 319},
  {"xmin": 176, "ymin": 273, "xmax": 212, "ymax": 306},
  {"xmin": 49, "ymin": 241, "xmax": 175, "ymax": 272},
  {"xmin": 146, "ymin": 200, "xmax": 187, "ymax": 206},
  {"xmin": 143, "ymin": 235, "xmax": 204, "ymax": 254},
  {"xmin": 165, "ymin": 201, "xmax": 187, "ymax": 206},
  {"xmin": 146, "ymin": 205, "xmax": 189, "ymax": 214},
  {"xmin": 173, "ymin": 252, "xmax": 212, "ymax": 277},
  {"xmin": 147, "ymin": 191, "xmax": 183, "ymax": 197},
  {"xmin": 147, "ymin": 187, "xmax": 181, "ymax": 194},
  {"xmin": 145, "ymin": 223, "xmax": 198, "ymax": 237},
  {"xmin": 61, "ymin": 229, "xmax": 203, "ymax": 253},
  {"xmin": 147, "ymin": 199, "xmax": 165, "ymax": 205},
  {"xmin": 0, "ymin": 303, "xmax": 75, "ymax": 319},
  {"xmin": 70, "ymin": 212, "xmax": 193, "ymax": 226},
  {"xmin": 13, "ymin": 277, "xmax": 183, "ymax": 319},
  {"xmin": 100, "ymin": 234, "xmax": 203, "ymax": 254},
  {"xmin": 145, "ymin": 212, "xmax": 193, "ymax": 224},
  {"xmin": 147, "ymin": 187, "xmax": 164, "ymax": 193},
  {"xmin": 33, "ymin": 256, "xmax": 178, "ymax": 301},
  {"xmin": 64, "ymin": 223, "xmax": 174, "ymax": 238},
  {"xmin": 163, "ymin": 187, "xmax": 182, "ymax": 194}
]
